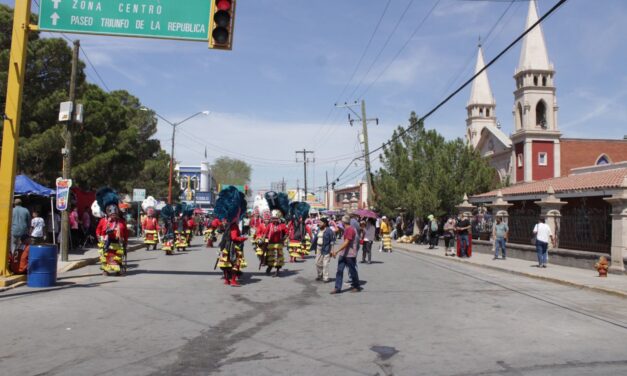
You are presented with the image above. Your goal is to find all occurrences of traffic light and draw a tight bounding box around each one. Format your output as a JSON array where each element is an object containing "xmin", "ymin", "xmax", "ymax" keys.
[{"xmin": 209, "ymin": 0, "xmax": 236, "ymax": 50}]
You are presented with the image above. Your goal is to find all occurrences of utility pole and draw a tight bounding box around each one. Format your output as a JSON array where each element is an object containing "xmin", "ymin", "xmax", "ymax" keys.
[
  {"xmin": 325, "ymin": 171, "xmax": 329, "ymax": 210},
  {"xmin": 295, "ymin": 149, "xmax": 314, "ymax": 202},
  {"xmin": 335, "ymin": 101, "xmax": 378, "ymax": 208},
  {"xmin": 61, "ymin": 40, "xmax": 80, "ymax": 262}
]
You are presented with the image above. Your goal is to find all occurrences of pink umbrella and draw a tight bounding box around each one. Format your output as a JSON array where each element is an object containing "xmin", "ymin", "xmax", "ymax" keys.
[{"xmin": 352, "ymin": 209, "xmax": 378, "ymax": 219}]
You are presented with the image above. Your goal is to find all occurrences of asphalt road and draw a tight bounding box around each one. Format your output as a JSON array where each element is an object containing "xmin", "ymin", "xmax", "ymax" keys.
[{"xmin": 2, "ymin": 237, "xmax": 627, "ymax": 376}]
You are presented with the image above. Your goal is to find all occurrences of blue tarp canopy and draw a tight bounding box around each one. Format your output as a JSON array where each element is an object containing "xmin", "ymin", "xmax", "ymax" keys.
[{"xmin": 14, "ymin": 175, "xmax": 55, "ymax": 197}]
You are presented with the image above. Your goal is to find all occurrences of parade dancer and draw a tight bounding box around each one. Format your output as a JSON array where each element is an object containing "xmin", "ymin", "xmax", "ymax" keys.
[
  {"xmin": 263, "ymin": 191, "xmax": 290, "ymax": 276},
  {"xmin": 141, "ymin": 196, "xmax": 159, "ymax": 251},
  {"xmin": 264, "ymin": 210, "xmax": 287, "ymax": 276},
  {"xmin": 254, "ymin": 210, "xmax": 270, "ymax": 266},
  {"xmin": 287, "ymin": 202, "xmax": 311, "ymax": 262},
  {"xmin": 94, "ymin": 188, "xmax": 128, "ymax": 276},
  {"xmin": 215, "ymin": 186, "xmax": 248, "ymax": 287},
  {"xmin": 160, "ymin": 205, "xmax": 176, "ymax": 255}
]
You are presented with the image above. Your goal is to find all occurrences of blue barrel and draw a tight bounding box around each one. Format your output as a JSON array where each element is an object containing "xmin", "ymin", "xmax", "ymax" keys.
[{"xmin": 27, "ymin": 244, "xmax": 58, "ymax": 288}]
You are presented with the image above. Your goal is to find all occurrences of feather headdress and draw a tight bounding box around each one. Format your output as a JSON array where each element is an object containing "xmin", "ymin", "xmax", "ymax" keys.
[
  {"xmin": 214, "ymin": 186, "xmax": 247, "ymax": 222},
  {"xmin": 288, "ymin": 201, "xmax": 310, "ymax": 221},
  {"xmin": 96, "ymin": 187, "xmax": 119, "ymax": 212},
  {"xmin": 160, "ymin": 204, "xmax": 175, "ymax": 220},
  {"xmin": 141, "ymin": 196, "xmax": 158, "ymax": 212},
  {"xmin": 265, "ymin": 191, "xmax": 290, "ymax": 217}
]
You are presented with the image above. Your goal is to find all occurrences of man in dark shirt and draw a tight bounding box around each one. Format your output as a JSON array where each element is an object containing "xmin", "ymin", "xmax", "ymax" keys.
[{"xmin": 456, "ymin": 214, "xmax": 471, "ymax": 258}]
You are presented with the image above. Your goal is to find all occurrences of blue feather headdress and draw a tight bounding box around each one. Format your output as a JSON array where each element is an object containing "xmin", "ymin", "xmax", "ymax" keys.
[
  {"xmin": 288, "ymin": 201, "xmax": 310, "ymax": 221},
  {"xmin": 96, "ymin": 187, "xmax": 119, "ymax": 212},
  {"xmin": 214, "ymin": 186, "xmax": 246, "ymax": 222},
  {"xmin": 265, "ymin": 191, "xmax": 290, "ymax": 217},
  {"xmin": 161, "ymin": 204, "xmax": 175, "ymax": 220}
]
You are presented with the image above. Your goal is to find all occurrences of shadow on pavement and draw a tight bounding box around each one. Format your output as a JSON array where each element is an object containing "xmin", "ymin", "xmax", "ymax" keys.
[
  {"xmin": 125, "ymin": 269, "xmax": 223, "ymax": 276},
  {"xmin": 0, "ymin": 280, "xmax": 117, "ymax": 299}
]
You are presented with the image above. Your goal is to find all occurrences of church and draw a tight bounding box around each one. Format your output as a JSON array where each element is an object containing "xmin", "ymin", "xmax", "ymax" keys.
[{"xmin": 466, "ymin": 0, "xmax": 627, "ymax": 184}]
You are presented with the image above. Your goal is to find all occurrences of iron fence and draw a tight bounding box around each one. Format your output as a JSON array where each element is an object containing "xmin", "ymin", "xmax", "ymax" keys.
[
  {"xmin": 508, "ymin": 215, "xmax": 538, "ymax": 245},
  {"xmin": 559, "ymin": 211, "xmax": 611, "ymax": 253}
]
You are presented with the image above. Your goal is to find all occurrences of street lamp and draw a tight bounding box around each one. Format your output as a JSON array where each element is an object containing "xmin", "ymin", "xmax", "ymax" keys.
[{"xmin": 140, "ymin": 108, "xmax": 210, "ymax": 204}]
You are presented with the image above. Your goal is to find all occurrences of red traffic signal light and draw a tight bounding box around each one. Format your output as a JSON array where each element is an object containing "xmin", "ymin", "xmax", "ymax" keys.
[{"xmin": 209, "ymin": 0, "xmax": 236, "ymax": 50}]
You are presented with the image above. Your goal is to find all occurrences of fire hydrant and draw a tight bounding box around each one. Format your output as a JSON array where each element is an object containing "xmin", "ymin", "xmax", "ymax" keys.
[{"xmin": 595, "ymin": 256, "xmax": 609, "ymax": 277}]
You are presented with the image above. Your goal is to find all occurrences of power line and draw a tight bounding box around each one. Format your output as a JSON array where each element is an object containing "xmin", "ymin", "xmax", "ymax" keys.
[
  {"xmin": 368, "ymin": 0, "xmax": 568, "ymax": 159},
  {"xmin": 358, "ymin": 0, "xmax": 442, "ymax": 99},
  {"xmin": 333, "ymin": 0, "xmax": 568, "ymax": 182},
  {"xmin": 432, "ymin": 0, "xmax": 518, "ymax": 103},
  {"xmin": 308, "ymin": 1, "xmax": 393, "ymax": 150},
  {"xmin": 80, "ymin": 46, "xmax": 112, "ymax": 92},
  {"xmin": 346, "ymin": 0, "xmax": 416, "ymax": 101}
]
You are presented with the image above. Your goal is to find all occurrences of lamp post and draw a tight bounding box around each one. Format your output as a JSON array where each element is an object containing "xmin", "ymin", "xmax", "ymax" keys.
[{"xmin": 141, "ymin": 108, "xmax": 209, "ymax": 204}]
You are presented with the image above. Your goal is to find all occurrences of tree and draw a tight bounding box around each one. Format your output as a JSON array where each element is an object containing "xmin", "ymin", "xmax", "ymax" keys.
[
  {"xmin": 1, "ymin": 4, "xmax": 170, "ymax": 198},
  {"xmin": 211, "ymin": 157, "xmax": 251, "ymax": 186},
  {"xmin": 374, "ymin": 112, "xmax": 498, "ymax": 218}
]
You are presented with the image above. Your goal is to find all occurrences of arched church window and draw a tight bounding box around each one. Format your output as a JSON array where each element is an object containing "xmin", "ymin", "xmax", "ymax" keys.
[
  {"xmin": 479, "ymin": 108, "xmax": 484, "ymax": 116},
  {"xmin": 486, "ymin": 108, "xmax": 490, "ymax": 117},
  {"xmin": 516, "ymin": 103, "xmax": 523, "ymax": 129},
  {"xmin": 596, "ymin": 155, "xmax": 611, "ymax": 165},
  {"xmin": 536, "ymin": 100, "xmax": 547, "ymax": 128},
  {"xmin": 542, "ymin": 76, "xmax": 547, "ymax": 86},
  {"xmin": 533, "ymin": 76, "xmax": 538, "ymax": 86}
]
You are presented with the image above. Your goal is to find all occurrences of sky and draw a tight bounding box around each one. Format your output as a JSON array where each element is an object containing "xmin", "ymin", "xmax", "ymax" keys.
[{"xmin": 4, "ymin": 0, "xmax": 627, "ymax": 198}]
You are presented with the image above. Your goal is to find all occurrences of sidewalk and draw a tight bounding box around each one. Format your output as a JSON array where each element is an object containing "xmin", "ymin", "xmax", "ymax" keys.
[
  {"xmin": 394, "ymin": 241, "xmax": 627, "ymax": 298},
  {"xmin": 0, "ymin": 238, "xmax": 145, "ymax": 290}
]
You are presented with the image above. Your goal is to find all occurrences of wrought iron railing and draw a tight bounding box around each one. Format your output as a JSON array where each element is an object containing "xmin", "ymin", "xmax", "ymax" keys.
[
  {"xmin": 559, "ymin": 211, "xmax": 611, "ymax": 253},
  {"xmin": 508, "ymin": 215, "xmax": 538, "ymax": 245}
]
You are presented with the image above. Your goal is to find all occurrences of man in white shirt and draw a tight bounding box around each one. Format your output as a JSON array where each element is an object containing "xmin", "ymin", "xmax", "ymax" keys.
[
  {"xmin": 30, "ymin": 210, "xmax": 46, "ymax": 244},
  {"xmin": 533, "ymin": 218, "xmax": 554, "ymax": 268}
]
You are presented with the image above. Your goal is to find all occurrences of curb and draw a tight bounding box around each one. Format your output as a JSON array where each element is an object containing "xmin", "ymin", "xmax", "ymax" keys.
[
  {"xmin": 57, "ymin": 243, "xmax": 145, "ymax": 274},
  {"xmin": 395, "ymin": 244, "xmax": 627, "ymax": 299}
]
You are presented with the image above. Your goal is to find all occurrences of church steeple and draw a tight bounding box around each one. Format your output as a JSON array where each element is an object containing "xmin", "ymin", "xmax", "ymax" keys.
[
  {"xmin": 511, "ymin": 0, "xmax": 560, "ymax": 184},
  {"xmin": 517, "ymin": 0, "xmax": 552, "ymax": 72},
  {"xmin": 466, "ymin": 44, "xmax": 496, "ymax": 148},
  {"xmin": 469, "ymin": 44, "xmax": 495, "ymax": 106}
]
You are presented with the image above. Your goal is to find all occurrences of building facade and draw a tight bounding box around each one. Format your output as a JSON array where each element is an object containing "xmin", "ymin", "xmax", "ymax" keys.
[{"xmin": 175, "ymin": 161, "xmax": 217, "ymax": 210}]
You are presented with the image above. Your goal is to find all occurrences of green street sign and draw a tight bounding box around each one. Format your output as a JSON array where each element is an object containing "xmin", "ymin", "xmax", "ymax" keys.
[{"xmin": 38, "ymin": 0, "xmax": 211, "ymax": 41}]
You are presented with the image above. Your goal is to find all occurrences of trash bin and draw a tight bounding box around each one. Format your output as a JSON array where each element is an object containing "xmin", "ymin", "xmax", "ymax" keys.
[{"xmin": 27, "ymin": 244, "xmax": 58, "ymax": 288}]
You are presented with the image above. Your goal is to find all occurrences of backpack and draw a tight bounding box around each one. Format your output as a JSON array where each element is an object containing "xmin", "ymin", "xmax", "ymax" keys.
[
  {"xmin": 430, "ymin": 220, "xmax": 438, "ymax": 232},
  {"xmin": 9, "ymin": 245, "xmax": 29, "ymax": 274}
]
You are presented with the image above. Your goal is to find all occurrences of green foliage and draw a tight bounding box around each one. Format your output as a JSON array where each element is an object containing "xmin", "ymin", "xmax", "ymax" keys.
[
  {"xmin": 0, "ymin": 4, "xmax": 169, "ymax": 198},
  {"xmin": 211, "ymin": 156, "xmax": 252, "ymax": 186},
  {"xmin": 374, "ymin": 112, "xmax": 498, "ymax": 218}
]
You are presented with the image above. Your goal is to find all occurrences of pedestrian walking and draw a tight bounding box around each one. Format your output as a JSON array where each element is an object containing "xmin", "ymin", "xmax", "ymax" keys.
[
  {"xmin": 361, "ymin": 218, "xmax": 375, "ymax": 264},
  {"xmin": 427, "ymin": 214, "xmax": 439, "ymax": 249},
  {"xmin": 330, "ymin": 215, "xmax": 362, "ymax": 294},
  {"xmin": 456, "ymin": 214, "xmax": 472, "ymax": 258},
  {"xmin": 533, "ymin": 218, "xmax": 554, "ymax": 268},
  {"xmin": 493, "ymin": 217, "xmax": 509, "ymax": 260},
  {"xmin": 70, "ymin": 206, "xmax": 80, "ymax": 250},
  {"xmin": 11, "ymin": 198, "xmax": 30, "ymax": 252},
  {"xmin": 311, "ymin": 217, "xmax": 333, "ymax": 282},
  {"xmin": 443, "ymin": 217, "xmax": 456, "ymax": 256},
  {"xmin": 30, "ymin": 210, "xmax": 46, "ymax": 244}
]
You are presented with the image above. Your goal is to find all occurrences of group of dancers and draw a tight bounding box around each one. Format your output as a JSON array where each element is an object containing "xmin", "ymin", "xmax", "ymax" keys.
[
  {"xmin": 90, "ymin": 185, "xmax": 316, "ymax": 286},
  {"xmin": 214, "ymin": 188, "xmax": 315, "ymax": 287}
]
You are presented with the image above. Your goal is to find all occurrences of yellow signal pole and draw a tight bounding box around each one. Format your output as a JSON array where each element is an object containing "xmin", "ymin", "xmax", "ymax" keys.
[{"xmin": 0, "ymin": 0, "xmax": 33, "ymax": 276}]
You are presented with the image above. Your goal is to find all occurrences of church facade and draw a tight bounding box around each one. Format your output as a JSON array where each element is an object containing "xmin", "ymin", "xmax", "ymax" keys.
[{"xmin": 467, "ymin": 0, "xmax": 627, "ymax": 184}]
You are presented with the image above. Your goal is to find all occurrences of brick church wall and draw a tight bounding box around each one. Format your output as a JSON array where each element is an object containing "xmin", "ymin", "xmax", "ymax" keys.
[{"xmin": 561, "ymin": 138, "xmax": 627, "ymax": 175}]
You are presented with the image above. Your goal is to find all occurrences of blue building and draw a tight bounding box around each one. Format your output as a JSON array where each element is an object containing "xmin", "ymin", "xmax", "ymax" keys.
[{"xmin": 175, "ymin": 161, "xmax": 217, "ymax": 212}]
